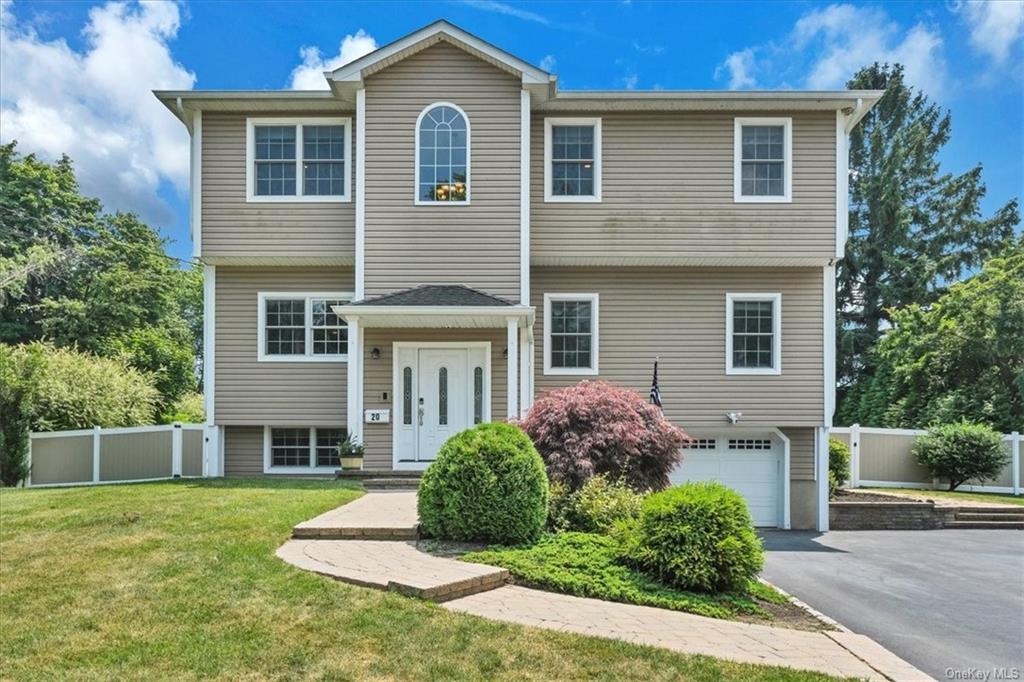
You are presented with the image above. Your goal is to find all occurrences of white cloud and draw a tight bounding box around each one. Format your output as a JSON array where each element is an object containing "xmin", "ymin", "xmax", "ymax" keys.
[
  {"xmin": 539, "ymin": 54, "xmax": 556, "ymax": 72},
  {"xmin": 715, "ymin": 4, "xmax": 947, "ymax": 98},
  {"xmin": 0, "ymin": 0, "xmax": 195, "ymax": 225},
  {"xmin": 458, "ymin": 0, "xmax": 550, "ymax": 25},
  {"xmin": 954, "ymin": 0, "xmax": 1024, "ymax": 65},
  {"xmin": 622, "ymin": 73, "xmax": 639, "ymax": 90},
  {"xmin": 288, "ymin": 29, "xmax": 377, "ymax": 90}
]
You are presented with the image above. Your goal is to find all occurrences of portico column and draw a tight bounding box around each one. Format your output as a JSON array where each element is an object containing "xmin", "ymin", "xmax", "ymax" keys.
[
  {"xmin": 347, "ymin": 317, "xmax": 362, "ymax": 447},
  {"xmin": 519, "ymin": 326, "xmax": 533, "ymax": 416},
  {"xmin": 507, "ymin": 318, "xmax": 518, "ymax": 419}
]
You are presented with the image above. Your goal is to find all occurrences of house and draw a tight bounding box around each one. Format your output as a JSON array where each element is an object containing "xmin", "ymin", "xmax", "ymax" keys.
[{"xmin": 156, "ymin": 20, "xmax": 880, "ymax": 531}]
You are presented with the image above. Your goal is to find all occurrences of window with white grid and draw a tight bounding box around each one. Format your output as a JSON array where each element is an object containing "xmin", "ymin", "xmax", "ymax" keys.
[
  {"xmin": 259, "ymin": 293, "xmax": 352, "ymax": 362},
  {"xmin": 726, "ymin": 293, "xmax": 781, "ymax": 375},
  {"xmin": 544, "ymin": 293, "xmax": 599, "ymax": 375},
  {"xmin": 545, "ymin": 118, "xmax": 601, "ymax": 202},
  {"xmin": 247, "ymin": 117, "xmax": 350, "ymax": 202},
  {"xmin": 734, "ymin": 117, "xmax": 791, "ymax": 202}
]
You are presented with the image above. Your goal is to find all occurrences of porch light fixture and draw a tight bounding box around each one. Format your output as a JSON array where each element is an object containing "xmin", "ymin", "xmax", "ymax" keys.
[
  {"xmin": 503, "ymin": 346, "xmax": 508, "ymax": 359},
  {"xmin": 370, "ymin": 347, "xmax": 381, "ymax": 360}
]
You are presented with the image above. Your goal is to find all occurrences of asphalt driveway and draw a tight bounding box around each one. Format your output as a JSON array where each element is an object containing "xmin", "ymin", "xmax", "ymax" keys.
[{"xmin": 761, "ymin": 530, "xmax": 1024, "ymax": 680}]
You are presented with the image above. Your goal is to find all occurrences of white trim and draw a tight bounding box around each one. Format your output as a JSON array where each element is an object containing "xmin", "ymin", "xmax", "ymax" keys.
[
  {"xmin": 542, "ymin": 293, "xmax": 599, "ymax": 376},
  {"xmin": 355, "ymin": 89, "xmax": 366, "ymax": 300},
  {"xmin": 29, "ymin": 424, "xmax": 201, "ymax": 439},
  {"xmin": 391, "ymin": 341, "xmax": 492, "ymax": 471},
  {"xmin": 262, "ymin": 425, "xmax": 344, "ymax": 475},
  {"xmin": 733, "ymin": 117, "xmax": 792, "ymax": 203},
  {"xmin": 519, "ymin": 326, "xmax": 532, "ymax": 415},
  {"xmin": 772, "ymin": 428, "xmax": 792, "ymax": 529},
  {"xmin": 835, "ymin": 111, "xmax": 849, "ymax": 258},
  {"xmin": 92, "ymin": 425, "xmax": 101, "ymax": 483},
  {"xmin": 857, "ymin": 480, "xmax": 1017, "ymax": 494},
  {"xmin": 507, "ymin": 318, "xmax": 519, "ymax": 419},
  {"xmin": 171, "ymin": 423, "xmax": 183, "ymax": 478},
  {"xmin": 346, "ymin": 317, "xmax": 362, "ymax": 444},
  {"xmin": 543, "ymin": 117, "xmax": 602, "ymax": 203},
  {"xmin": 520, "ymin": 89, "xmax": 531, "ymax": 305},
  {"xmin": 203, "ymin": 265, "xmax": 216, "ymax": 424},
  {"xmin": 1012, "ymin": 431, "xmax": 1021, "ymax": 496},
  {"xmin": 190, "ymin": 110, "xmax": 202, "ymax": 258},
  {"xmin": 849, "ymin": 423, "xmax": 861, "ymax": 488},
  {"xmin": 725, "ymin": 293, "xmax": 782, "ymax": 376},
  {"xmin": 256, "ymin": 291, "xmax": 354, "ymax": 362},
  {"xmin": 823, "ymin": 266, "xmax": 836, "ymax": 425},
  {"xmin": 245, "ymin": 116, "xmax": 352, "ymax": 203},
  {"xmin": 414, "ymin": 101, "xmax": 471, "ymax": 206},
  {"xmin": 815, "ymin": 427, "xmax": 830, "ymax": 531}
]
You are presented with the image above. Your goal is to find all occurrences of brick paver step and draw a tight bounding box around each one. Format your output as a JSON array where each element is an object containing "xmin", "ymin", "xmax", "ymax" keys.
[
  {"xmin": 293, "ymin": 491, "xmax": 419, "ymax": 540},
  {"xmin": 954, "ymin": 511, "xmax": 1024, "ymax": 522},
  {"xmin": 944, "ymin": 520, "xmax": 1024, "ymax": 529}
]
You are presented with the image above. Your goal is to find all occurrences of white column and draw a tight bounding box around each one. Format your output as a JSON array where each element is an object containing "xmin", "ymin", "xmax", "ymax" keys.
[
  {"xmin": 171, "ymin": 423, "xmax": 183, "ymax": 478},
  {"xmin": 202, "ymin": 264, "xmax": 218, "ymax": 477},
  {"xmin": 507, "ymin": 318, "xmax": 519, "ymax": 420},
  {"xmin": 519, "ymin": 89, "xmax": 531, "ymax": 306},
  {"xmin": 347, "ymin": 317, "xmax": 362, "ymax": 444},
  {"xmin": 355, "ymin": 88, "xmax": 366, "ymax": 300},
  {"xmin": 1012, "ymin": 431, "xmax": 1021, "ymax": 496},
  {"xmin": 519, "ymin": 326, "xmax": 532, "ymax": 416},
  {"xmin": 816, "ymin": 426, "xmax": 830, "ymax": 532},
  {"xmin": 850, "ymin": 423, "xmax": 861, "ymax": 488},
  {"xmin": 93, "ymin": 426, "xmax": 102, "ymax": 483}
]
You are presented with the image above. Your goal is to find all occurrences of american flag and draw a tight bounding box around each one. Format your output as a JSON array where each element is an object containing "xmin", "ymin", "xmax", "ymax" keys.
[{"xmin": 650, "ymin": 358, "xmax": 662, "ymax": 408}]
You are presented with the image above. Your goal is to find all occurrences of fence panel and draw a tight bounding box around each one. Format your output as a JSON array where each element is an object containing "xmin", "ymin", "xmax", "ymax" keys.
[
  {"xmin": 29, "ymin": 435, "xmax": 94, "ymax": 485},
  {"xmin": 859, "ymin": 431, "xmax": 933, "ymax": 486},
  {"xmin": 100, "ymin": 431, "xmax": 174, "ymax": 481},
  {"xmin": 181, "ymin": 428, "xmax": 205, "ymax": 477}
]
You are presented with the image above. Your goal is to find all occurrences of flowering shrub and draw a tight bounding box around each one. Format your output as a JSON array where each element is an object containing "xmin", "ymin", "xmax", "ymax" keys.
[{"xmin": 519, "ymin": 380, "xmax": 689, "ymax": 492}]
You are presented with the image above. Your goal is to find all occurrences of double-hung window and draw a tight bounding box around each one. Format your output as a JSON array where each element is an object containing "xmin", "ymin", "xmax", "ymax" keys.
[
  {"xmin": 726, "ymin": 293, "xmax": 782, "ymax": 375},
  {"xmin": 258, "ymin": 292, "xmax": 352, "ymax": 362},
  {"xmin": 265, "ymin": 426, "xmax": 347, "ymax": 473},
  {"xmin": 544, "ymin": 118, "xmax": 602, "ymax": 202},
  {"xmin": 544, "ymin": 293, "xmax": 599, "ymax": 375},
  {"xmin": 247, "ymin": 117, "xmax": 351, "ymax": 202},
  {"xmin": 734, "ymin": 117, "xmax": 791, "ymax": 202}
]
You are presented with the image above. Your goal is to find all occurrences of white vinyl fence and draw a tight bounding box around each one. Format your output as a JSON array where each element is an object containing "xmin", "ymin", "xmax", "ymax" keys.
[
  {"xmin": 831, "ymin": 425, "xmax": 1022, "ymax": 495},
  {"xmin": 27, "ymin": 423, "xmax": 208, "ymax": 488}
]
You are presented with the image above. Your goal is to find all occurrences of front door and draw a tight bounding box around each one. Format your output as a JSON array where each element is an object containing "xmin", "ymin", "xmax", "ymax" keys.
[{"xmin": 416, "ymin": 349, "xmax": 468, "ymax": 462}]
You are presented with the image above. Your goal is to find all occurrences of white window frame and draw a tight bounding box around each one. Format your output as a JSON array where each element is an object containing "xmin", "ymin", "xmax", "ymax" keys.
[
  {"xmin": 733, "ymin": 117, "xmax": 792, "ymax": 203},
  {"xmin": 543, "ymin": 293, "xmax": 599, "ymax": 376},
  {"xmin": 246, "ymin": 117, "xmax": 352, "ymax": 203},
  {"xmin": 725, "ymin": 292, "xmax": 782, "ymax": 376},
  {"xmin": 263, "ymin": 426, "xmax": 345, "ymax": 474},
  {"xmin": 544, "ymin": 117, "xmax": 602, "ymax": 203},
  {"xmin": 414, "ymin": 102, "xmax": 472, "ymax": 206},
  {"xmin": 257, "ymin": 292, "xmax": 354, "ymax": 363}
]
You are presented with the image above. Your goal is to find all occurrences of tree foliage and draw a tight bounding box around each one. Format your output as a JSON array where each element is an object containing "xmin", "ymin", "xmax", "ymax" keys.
[
  {"xmin": 0, "ymin": 143, "xmax": 201, "ymax": 410},
  {"xmin": 839, "ymin": 242, "xmax": 1024, "ymax": 432},
  {"xmin": 913, "ymin": 422, "xmax": 1009, "ymax": 491},
  {"xmin": 838, "ymin": 64, "xmax": 1019, "ymax": 412}
]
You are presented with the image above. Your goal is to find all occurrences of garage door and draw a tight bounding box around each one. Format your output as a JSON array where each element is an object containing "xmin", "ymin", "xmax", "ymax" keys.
[{"xmin": 669, "ymin": 435, "xmax": 782, "ymax": 527}]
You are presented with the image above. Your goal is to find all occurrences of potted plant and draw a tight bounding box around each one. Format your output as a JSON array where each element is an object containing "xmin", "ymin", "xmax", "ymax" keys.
[{"xmin": 336, "ymin": 434, "xmax": 365, "ymax": 471}]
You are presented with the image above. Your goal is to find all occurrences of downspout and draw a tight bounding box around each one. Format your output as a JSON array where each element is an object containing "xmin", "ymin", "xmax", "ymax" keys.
[
  {"xmin": 176, "ymin": 96, "xmax": 193, "ymax": 134},
  {"xmin": 843, "ymin": 97, "xmax": 866, "ymax": 134}
]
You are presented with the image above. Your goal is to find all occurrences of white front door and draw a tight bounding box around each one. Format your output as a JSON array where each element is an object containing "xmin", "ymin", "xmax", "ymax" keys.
[
  {"xmin": 416, "ymin": 349, "xmax": 468, "ymax": 462},
  {"xmin": 393, "ymin": 343, "xmax": 490, "ymax": 469}
]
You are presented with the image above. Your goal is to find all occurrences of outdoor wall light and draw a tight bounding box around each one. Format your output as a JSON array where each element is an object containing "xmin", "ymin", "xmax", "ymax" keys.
[
  {"xmin": 370, "ymin": 347, "xmax": 381, "ymax": 360},
  {"xmin": 503, "ymin": 347, "xmax": 508, "ymax": 358}
]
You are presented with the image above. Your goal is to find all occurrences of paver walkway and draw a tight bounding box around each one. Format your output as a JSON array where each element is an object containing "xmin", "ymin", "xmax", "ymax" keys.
[{"xmin": 281, "ymin": 493, "xmax": 931, "ymax": 680}]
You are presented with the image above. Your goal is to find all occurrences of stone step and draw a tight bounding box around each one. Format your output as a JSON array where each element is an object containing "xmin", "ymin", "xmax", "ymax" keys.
[
  {"xmin": 336, "ymin": 469, "xmax": 423, "ymax": 480},
  {"xmin": 363, "ymin": 478, "xmax": 422, "ymax": 491},
  {"xmin": 944, "ymin": 520, "xmax": 1024, "ymax": 529},
  {"xmin": 292, "ymin": 525, "xmax": 419, "ymax": 540},
  {"xmin": 955, "ymin": 512, "xmax": 1024, "ymax": 522},
  {"xmin": 953, "ymin": 506, "xmax": 1023, "ymax": 515}
]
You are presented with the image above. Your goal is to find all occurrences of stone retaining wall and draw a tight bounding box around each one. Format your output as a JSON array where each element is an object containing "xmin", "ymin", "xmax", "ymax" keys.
[{"xmin": 829, "ymin": 501, "xmax": 956, "ymax": 530}]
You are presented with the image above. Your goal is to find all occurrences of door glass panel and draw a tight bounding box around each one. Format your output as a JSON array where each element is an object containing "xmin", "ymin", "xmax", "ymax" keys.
[
  {"xmin": 403, "ymin": 367, "xmax": 413, "ymax": 425},
  {"xmin": 473, "ymin": 366, "xmax": 483, "ymax": 424},
  {"xmin": 438, "ymin": 367, "xmax": 448, "ymax": 425}
]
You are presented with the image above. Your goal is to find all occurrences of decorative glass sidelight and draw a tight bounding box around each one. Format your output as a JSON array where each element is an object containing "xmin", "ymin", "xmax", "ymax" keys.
[
  {"xmin": 403, "ymin": 367, "xmax": 413, "ymax": 425},
  {"xmin": 438, "ymin": 367, "xmax": 448, "ymax": 425},
  {"xmin": 473, "ymin": 367, "xmax": 483, "ymax": 424}
]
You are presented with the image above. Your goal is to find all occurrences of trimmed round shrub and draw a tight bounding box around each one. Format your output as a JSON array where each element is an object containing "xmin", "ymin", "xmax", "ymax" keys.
[
  {"xmin": 623, "ymin": 482, "xmax": 763, "ymax": 593},
  {"xmin": 828, "ymin": 437, "xmax": 851, "ymax": 499},
  {"xmin": 547, "ymin": 474, "xmax": 645, "ymax": 534},
  {"xmin": 418, "ymin": 422, "xmax": 549, "ymax": 544},
  {"xmin": 913, "ymin": 421, "xmax": 1008, "ymax": 491},
  {"xmin": 519, "ymin": 380, "xmax": 690, "ymax": 493}
]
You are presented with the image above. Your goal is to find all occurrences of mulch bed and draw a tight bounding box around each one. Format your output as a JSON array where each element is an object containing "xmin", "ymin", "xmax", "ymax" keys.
[{"xmin": 834, "ymin": 490, "xmax": 920, "ymax": 503}]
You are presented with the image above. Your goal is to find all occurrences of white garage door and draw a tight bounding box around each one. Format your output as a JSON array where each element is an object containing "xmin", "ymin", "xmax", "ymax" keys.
[{"xmin": 669, "ymin": 435, "xmax": 782, "ymax": 527}]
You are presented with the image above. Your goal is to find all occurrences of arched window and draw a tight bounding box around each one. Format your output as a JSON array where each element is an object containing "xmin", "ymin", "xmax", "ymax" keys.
[{"xmin": 416, "ymin": 103, "xmax": 469, "ymax": 203}]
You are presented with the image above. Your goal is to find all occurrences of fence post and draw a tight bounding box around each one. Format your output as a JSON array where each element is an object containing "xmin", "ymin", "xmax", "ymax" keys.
[
  {"xmin": 850, "ymin": 423, "xmax": 861, "ymax": 488},
  {"xmin": 92, "ymin": 426, "xmax": 102, "ymax": 483},
  {"xmin": 1012, "ymin": 432, "xmax": 1021, "ymax": 497},
  {"xmin": 172, "ymin": 423, "xmax": 183, "ymax": 478},
  {"xmin": 25, "ymin": 434, "xmax": 33, "ymax": 488}
]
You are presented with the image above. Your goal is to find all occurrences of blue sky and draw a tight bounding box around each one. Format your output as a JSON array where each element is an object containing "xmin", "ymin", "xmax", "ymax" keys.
[{"xmin": 2, "ymin": 0, "xmax": 1021, "ymax": 262}]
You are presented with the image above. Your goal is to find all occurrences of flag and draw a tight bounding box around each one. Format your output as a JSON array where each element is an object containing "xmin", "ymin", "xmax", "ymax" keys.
[{"xmin": 649, "ymin": 358, "xmax": 662, "ymax": 408}]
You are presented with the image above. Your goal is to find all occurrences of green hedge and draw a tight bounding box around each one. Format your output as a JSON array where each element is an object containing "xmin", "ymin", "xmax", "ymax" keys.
[
  {"xmin": 828, "ymin": 437, "xmax": 851, "ymax": 498},
  {"xmin": 548, "ymin": 475, "xmax": 645, "ymax": 534},
  {"xmin": 418, "ymin": 423, "xmax": 549, "ymax": 544}
]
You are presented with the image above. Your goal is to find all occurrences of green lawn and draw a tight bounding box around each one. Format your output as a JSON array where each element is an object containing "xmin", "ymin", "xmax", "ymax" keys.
[
  {"xmin": 863, "ymin": 487, "xmax": 1024, "ymax": 506},
  {"xmin": 1, "ymin": 479, "xmax": 844, "ymax": 681}
]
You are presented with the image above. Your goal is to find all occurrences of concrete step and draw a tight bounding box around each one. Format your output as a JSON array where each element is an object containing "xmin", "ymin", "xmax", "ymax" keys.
[
  {"xmin": 955, "ymin": 512, "xmax": 1024, "ymax": 522},
  {"xmin": 944, "ymin": 520, "xmax": 1024, "ymax": 529},
  {"xmin": 953, "ymin": 506, "xmax": 1024, "ymax": 515},
  {"xmin": 363, "ymin": 478, "xmax": 422, "ymax": 491},
  {"xmin": 336, "ymin": 469, "xmax": 423, "ymax": 480},
  {"xmin": 292, "ymin": 525, "xmax": 419, "ymax": 540}
]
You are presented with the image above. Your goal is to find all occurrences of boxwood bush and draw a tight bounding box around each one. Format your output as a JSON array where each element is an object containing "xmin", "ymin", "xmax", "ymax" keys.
[
  {"xmin": 418, "ymin": 422, "xmax": 549, "ymax": 544},
  {"xmin": 828, "ymin": 437, "xmax": 851, "ymax": 498},
  {"xmin": 623, "ymin": 482, "xmax": 763, "ymax": 593},
  {"xmin": 548, "ymin": 475, "xmax": 645, "ymax": 534}
]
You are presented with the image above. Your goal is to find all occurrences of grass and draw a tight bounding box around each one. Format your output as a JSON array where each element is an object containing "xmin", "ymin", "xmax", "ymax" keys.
[
  {"xmin": 863, "ymin": 487, "xmax": 1024, "ymax": 506},
  {"xmin": 462, "ymin": 532, "xmax": 786, "ymax": 621},
  {"xmin": 0, "ymin": 479, "xmax": 844, "ymax": 681}
]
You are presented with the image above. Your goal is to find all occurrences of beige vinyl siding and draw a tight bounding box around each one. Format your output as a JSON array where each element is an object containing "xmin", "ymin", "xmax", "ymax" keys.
[
  {"xmin": 782, "ymin": 427, "xmax": 816, "ymax": 482},
  {"xmin": 363, "ymin": 42, "xmax": 521, "ymax": 301},
  {"xmin": 201, "ymin": 112, "xmax": 355, "ymax": 262},
  {"xmin": 215, "ymin": 268, "xmax": 352, "ymax": 425},
  {"xmin": 533, "ymin": 267, "xmax": 825, "ymax": 429},
  {"xmin": 361, "ymin": 328, "xmax": 508, "ymax": 469},
  {"xmin": 530, "ymin": 112, "xmax": 836, "ymax": 263},
  {"xmin": 223, "ymin": 426, "xmax": 263, "ymax": 476}
]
